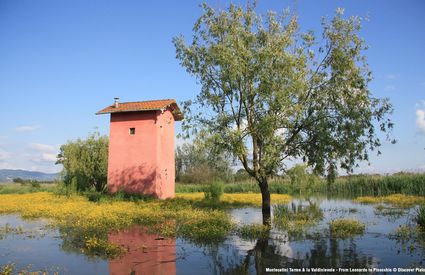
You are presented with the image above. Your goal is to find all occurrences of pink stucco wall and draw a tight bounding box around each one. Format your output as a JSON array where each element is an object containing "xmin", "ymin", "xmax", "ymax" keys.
[
  {"xmin": 156, "ymin": 109, "xmax": 175, "ymax": 198},
  {"xmin": 107, "ymin": 109, "xmax": 175, "ymax": 199}
]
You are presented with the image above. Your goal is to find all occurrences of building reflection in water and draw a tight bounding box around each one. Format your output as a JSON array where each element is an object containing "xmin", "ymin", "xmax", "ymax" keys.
[{"xmin": 108, "ymin": 226, "xmax": 176, "ymax": 275}]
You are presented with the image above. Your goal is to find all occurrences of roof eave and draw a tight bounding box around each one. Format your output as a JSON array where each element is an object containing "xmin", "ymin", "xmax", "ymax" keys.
[{"xmin": 96, "ymin": 107, "xmax": 165, "ymax": 115}]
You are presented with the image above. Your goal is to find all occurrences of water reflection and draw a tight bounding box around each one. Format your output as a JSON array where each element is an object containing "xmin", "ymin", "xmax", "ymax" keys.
[
  {"xmin": 214, "ymin": 237, "xmax": 375, "ymax": 274},
  {"xmin": 2, "ymin": 197, "xmax": 425, "ymax": 274},
  {"xmin": 108, "ymin": 226, "xmax": 176, "ymax": 275}
]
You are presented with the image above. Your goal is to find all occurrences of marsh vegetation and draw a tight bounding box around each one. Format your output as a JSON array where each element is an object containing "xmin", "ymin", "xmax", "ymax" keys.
[
  {"xmin": 1, "ymin": 189, "xmax": 425, "ymax": 273},
  {"xmin": 1, "ymin": 143, "xmax": 425, "ymax": 273},
  {"xmin": 177, "ymin": 173, "xmax": 425, "ymax": 198}
]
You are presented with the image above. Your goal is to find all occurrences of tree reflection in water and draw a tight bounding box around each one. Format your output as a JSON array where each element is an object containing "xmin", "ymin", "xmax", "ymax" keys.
[
  {"xmin": 104, "ymin": 225, "xmax": 375, "ymax": 275},
  {"xmin": 215, "ymin": 234, "xmax": 376, "ymax": 274}
]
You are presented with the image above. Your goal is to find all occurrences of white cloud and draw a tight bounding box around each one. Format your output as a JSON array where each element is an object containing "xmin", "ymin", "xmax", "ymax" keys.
[
  {"xmin": 14, "ymin": 125, "xmax": 39, "ymax": 132},
  {"xmin": 0, "ymin": 143, "xmax": 60, "ymax": 173},
  {"xmin": 27, "ymin": 143, "xmax": 59, "ymax": 165},
  {"xmin": 416, "ymin": 108, "xmax": 425, "ymax": 135},
  {"xmin": 385, "ymin": 74, "xmax": 396, "ymax": 80},
  {"xmin": 29, "ymin": 143, "xmax": 57, "ymax": 153},
  {"xmin": 41, "ymin": 153, "xmax": 57, "ymax": 162}
]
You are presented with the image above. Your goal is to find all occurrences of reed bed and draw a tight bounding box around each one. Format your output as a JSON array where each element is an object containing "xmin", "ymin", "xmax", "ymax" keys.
[{"xmin": 176, "ymin": 173, "xmax": 425, "ymax": 197}]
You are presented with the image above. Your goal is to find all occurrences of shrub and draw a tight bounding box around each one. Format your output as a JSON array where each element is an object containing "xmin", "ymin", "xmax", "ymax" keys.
[
  {"xmin": 85, "ymin": 191, "xmax": 103, "ymax": 202},
  {"xmin": 30, "ymin": 181, "xmax": 41, "ymax": 188},
  {"xmin": 56, "ymin": 132, "xmax": 108, "ymax": 192},
  {"xmin": 204, "ymin": 181, "xmax": 224, "ymax": 201},
  {"xmin": 54, "ymin": 181, "xmax": 78, "ymax": 196},
  {"xmin": 12, "ymin": 178, "xmax": 25, "ymax": 184}
]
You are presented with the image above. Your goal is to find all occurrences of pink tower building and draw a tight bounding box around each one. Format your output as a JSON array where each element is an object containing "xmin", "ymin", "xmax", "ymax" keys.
[{"xmin": 96, "ymin": 98, "xmax": 183, "ymax": 199}]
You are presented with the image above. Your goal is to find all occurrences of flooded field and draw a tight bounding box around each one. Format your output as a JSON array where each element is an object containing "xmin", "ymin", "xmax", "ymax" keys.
[{"xmin": 1, "ymin": 197, "xmax": 425, "ymax": 274}]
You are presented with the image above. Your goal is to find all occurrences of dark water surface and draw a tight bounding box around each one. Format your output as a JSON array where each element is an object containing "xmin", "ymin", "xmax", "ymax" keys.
[{"xmin": 1, "ymin": 198, "xmax": 424, "ymax": 274}]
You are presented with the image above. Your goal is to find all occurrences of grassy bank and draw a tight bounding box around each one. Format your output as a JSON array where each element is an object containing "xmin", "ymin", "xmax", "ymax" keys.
[
  {"xmin": 177, "ymin": 173, "xmax": 425, "ymax": 197},
  {"xmin": 0, "ymin": 182, "xmax": 57, "ymax": 194}
]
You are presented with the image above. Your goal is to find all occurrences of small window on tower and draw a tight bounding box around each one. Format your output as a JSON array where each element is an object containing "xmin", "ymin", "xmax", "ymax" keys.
[{"xmin": 129, "ymin": 128, "xmax": 136, "ymax": 135}]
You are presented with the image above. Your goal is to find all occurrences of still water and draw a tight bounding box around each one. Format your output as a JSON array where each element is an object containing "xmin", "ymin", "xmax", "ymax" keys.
[{"xmin": 0, "ymin": 198, "xmax": 424, "ymax": 274}]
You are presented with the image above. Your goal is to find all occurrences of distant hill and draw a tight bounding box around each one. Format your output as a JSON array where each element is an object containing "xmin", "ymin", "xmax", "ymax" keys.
[{"xmin": 0, "ymin": 169, "xmax": 59, "ymax": 182}]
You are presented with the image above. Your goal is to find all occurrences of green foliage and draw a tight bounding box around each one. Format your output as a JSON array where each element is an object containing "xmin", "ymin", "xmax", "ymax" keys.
[
  {"xmin": 176, "ymin": 133, "xmax": 233, "ymax": 183},
  {"xmin": 56, "ymin": 132, "xmax": 108, "ymax": 192},
  {"xmin": 330, "ymin": 218, "xmax": 365, "ymax": 238},
  {"xmin": 0, "ymin": 183, "xmax": 57, "ymax": 194},
  {"xmin": 204, "ymin": 181, "xmax": 224, "ymax": 201},
  {"xmin": 174, "ymin": 3, "xmax": 393, "ymax": 195},
  {"xmin": 12, "ymin": 177, "xmax": 24, "ymax": 184},
  {"xmin": 85, "ymin": 190, "xmax": 103, "ymax": 202},
  {"xmin": 177, "ymin": 209, "xmax": 234, "ymax": 243},
  {"xmin": 177, "ymin": 180, "xmax": 290, "ymax": 194},
  {"xmin": 176, "ymin": 172, "xmax": 425, "ymax": 197},
  {"xmin": 286, "ymin": 164, "xmax": 321, "ymax": 193},
  {"xmin": 30, "ymin": 181, "xmax": 41, "ymax": 188},
  {"xmin": 233, "ymin": 169, "xmax": 251, "ymax": 182},
  {"xmin": 54, "ymin": 181, "xmax": 78, "ymax": 196},
  {"xmin": 12, "ymin": 177, "xmax": 46, "ymax": 188},
  {"xmin": 328, "ymin": 173, "xmax": 425, "ymax": 197}
]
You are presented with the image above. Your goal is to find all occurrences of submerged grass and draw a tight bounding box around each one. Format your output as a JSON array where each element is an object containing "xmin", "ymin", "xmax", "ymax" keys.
[
  {"xmin": 0, "ymin": 263, "xmax": 57, "ymax": 275},
  {"xmin": 389, "ymin": 225, "xmax": 425, "ymax": 254},
  {"xmin": 355, "ymin": 194, "xmax": 425, "ymax": 208},
  {"xmin": 273, "ymin": 202, "xmax": 323, "ymax": 234},
  {"xmin": 374, "ymin": 204, "xmax": 406, "ymax": 219},
  {"xmin": 237, "ymin": 223, "xmax": 270, "ymax": 240},
  {"xmin": 391, "ymin": 225, "xmax": 416, "ymax": 240},
  {"xmin": 330, "ymin": 218, "xmax": 365, "ymax": 238},
  {"xmin": 416, "ymin": 205, "xmax": 425, "ymax": 229},
  {"xmin": 0, "ymin": 223, "xmax": 40, "ymax": 240},
  {"xmin": 0, "ymin": 192, "xmax": 234, "ymax": 258}
]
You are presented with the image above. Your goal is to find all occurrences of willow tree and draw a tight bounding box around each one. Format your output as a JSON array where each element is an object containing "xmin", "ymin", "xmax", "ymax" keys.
[{"xmin": 173, "ymin": 4, "xmax": 393, "ymax": 223}]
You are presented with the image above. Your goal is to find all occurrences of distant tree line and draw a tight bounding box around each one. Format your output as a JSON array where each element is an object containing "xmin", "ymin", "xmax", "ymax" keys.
[
  {"xmin": 175, "ymin": 133, "xmax": 233, "ymax": 183},
  {"xmin": 12, "ymin": 178, "xmax": 44, "ymax": 187}
]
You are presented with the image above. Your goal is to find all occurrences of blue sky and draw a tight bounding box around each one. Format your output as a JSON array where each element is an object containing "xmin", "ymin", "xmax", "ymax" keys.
[{"xmin": 0, "ymin": 0, "xmax": 424, "ymax": 174}]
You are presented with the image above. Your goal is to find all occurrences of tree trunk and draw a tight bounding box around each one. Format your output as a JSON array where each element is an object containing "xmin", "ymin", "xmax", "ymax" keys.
[{"xmin": 259, "ymin": 180, "xmax": 271, "ymax": 225}]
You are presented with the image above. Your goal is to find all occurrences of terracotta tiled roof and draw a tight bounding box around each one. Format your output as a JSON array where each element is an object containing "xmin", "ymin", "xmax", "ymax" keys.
[{"xmin": 96, "ymin": 99, "xmax": 183, "ymax": 121}]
